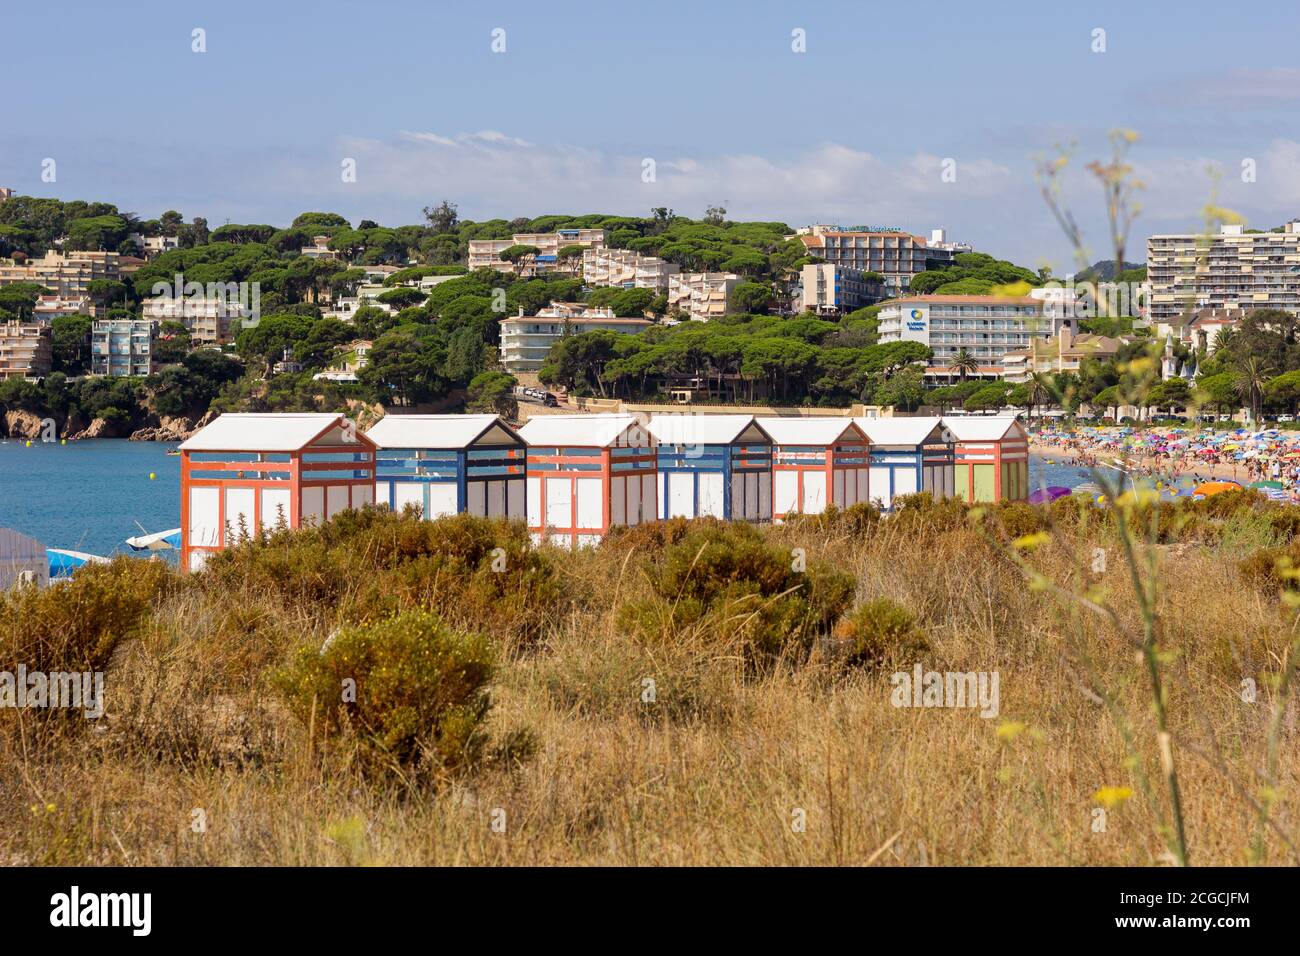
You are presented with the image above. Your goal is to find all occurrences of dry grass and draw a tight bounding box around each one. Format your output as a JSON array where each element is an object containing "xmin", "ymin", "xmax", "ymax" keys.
[{"xmin": 2, "ymin": 501, "xmax": 1298, "ymax": 866}]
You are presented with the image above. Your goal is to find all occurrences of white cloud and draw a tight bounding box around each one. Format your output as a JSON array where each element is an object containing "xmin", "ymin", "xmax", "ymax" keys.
[
  {"xmin": 397, "ymin": 129, "xmax": 532, "ymax": 149},
  {"xmin": 323, "ymin": 131, "xmax": 1016, "ymax": 227}
]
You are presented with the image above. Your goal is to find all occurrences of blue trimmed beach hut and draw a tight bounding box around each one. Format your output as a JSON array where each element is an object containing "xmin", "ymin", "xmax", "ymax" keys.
[
  {"xmin": 366, "ymin": 414, "xmax": 526, "ymax": 520},
  {"xmin": 855, "ymin": 416, "xmax": 955, "ymax": 509},
  {"xmin": 646, "ymin": 414, "xmax": 773, "ymax": 521}
]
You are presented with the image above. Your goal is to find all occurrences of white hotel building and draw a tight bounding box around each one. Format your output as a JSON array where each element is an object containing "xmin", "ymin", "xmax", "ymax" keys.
[
  {"xmin": 878, "ymin": 294, "xmax": 1060, "ymax": 380},
  {"xmin": 499, "ymin": 303, "xmax": 652, "ymax": 373}
]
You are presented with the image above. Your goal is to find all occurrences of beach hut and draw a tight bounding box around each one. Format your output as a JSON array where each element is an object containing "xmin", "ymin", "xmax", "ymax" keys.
[
  {"xmin": 0, "ymin": 528, "xmax": 48, "ymax": 589},
  {"xmin": 944, "ymin": 416, "xmax": 1030, "ymax": 503},
  {"xmin": 179, "ymin": 413, "xmax": 377, "ymax": 571},
  {"xmin": 855, "ymin": 416, "xmax": 955, "ymax": 509},
  {"xmin": 517, "ymin": 414, "xmax": 657, "ymax": 547},
  {"xmin": 366, "ymin": 414, "xmax": 526, "ymax": 520},
  {"xmin": 756, "ymin": 417, "xmax": 871, "ymax": 521},
  {"xmin": 646, "ymin": 414, "xmax": 773, "ymax": 521}
]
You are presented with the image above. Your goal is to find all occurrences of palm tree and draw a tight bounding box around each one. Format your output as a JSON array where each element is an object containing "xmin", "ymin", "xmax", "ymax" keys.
[
  {"xmin": 1026, "ymin": 372, "xmax": 1054, "ymax": 421},
  {"xmin": 1232, "ymin": 356, "xmax": 1274, "ymax": 426},
  {"xmin": 1213, "ymin": 327, "xmax": 1239, "ymax": 357},
  {"xmin": 949, "ymin": 348, "xmax": 979, "ymax": 382}
]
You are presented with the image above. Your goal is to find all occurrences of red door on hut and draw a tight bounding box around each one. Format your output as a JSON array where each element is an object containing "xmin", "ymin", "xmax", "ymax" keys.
[
  {"xmin": 179, "ymin": 413, "xmax": 377, "ymax": 571},
  {"xmin": 943, "ymin": 416, "xmax": 1029, "ymax": 503}
]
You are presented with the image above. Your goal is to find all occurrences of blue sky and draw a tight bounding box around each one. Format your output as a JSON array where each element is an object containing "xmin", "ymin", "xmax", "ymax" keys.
[{"xmin": 4, "ymin": 0, "xmax": 1300, "ymax": 269}]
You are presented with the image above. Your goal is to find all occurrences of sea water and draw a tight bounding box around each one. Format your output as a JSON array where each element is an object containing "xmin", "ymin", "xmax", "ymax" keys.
[{"xmin": 0, "ymin": 439, "xmax": 180, "ymax": 557}]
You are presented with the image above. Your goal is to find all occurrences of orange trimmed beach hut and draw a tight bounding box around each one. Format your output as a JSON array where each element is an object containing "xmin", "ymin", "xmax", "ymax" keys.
[
  {"xmin": 943, "ymin": 416, "xmax": 1030, "ymax": 503},
  {"xmin": 517, "ymin": 414, "xmax": 658, "ymax": 547},
  {"xmin": 757, "ymin": 417, "xmax": 871, "ymax": 521},
  {"xmin": 179, "ymin": 413, "xmax": 377, "ymax": 571}
]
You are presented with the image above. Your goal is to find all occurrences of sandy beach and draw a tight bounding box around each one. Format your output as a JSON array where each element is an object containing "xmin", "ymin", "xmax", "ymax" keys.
[{"xmin": 1029, "ymin": 439, "xmax": 1255, "ymax": 485}]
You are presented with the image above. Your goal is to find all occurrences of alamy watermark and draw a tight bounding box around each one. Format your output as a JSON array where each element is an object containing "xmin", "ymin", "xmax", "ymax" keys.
[
  {"xmin": 0, "ymin": 666, "xmax": 104, "ymax": 719},
  {"xmin": 1035, "ymin": 277, "xmax": 1148, "ymax": 321},
  {"xmin": 890, "ymin": 663, "xmax": 999, "ymax": 718},
  {"xmin": 150, "ymin": 274, "xmax": 262, "ymax": 328}
]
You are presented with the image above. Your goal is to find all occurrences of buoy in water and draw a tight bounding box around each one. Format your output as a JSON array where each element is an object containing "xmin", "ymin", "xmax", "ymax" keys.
[
  {"xmin": 148, "ymin": 472, "xmax": 156, "ymax": 481},
  {"xmin": 24, "ymin": 440, "xmax": 31, "ymax": 447}
]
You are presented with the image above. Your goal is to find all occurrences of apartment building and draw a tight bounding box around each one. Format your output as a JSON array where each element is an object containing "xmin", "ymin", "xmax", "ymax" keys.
[
  {"xmin": 1154, "ymin": 306, "xmax": 1244, "ymax": 355},
  {"xmin": 143, "ymin": 296, "xmax": 248, "ymax": 346},
  {"xmin": 878, "ymin": 294, "xmax": 1057, "ymax": 380},
  {"xmin": 799, "ymin": 263, "xmax": 884, "ymax": 315},
  {"xmin": 0, "ymin": 188, "xmax": 13, "ymax": 202},
  {"xmin": 1001, "ymin": 327, "xmax": 1125, "ymax": 383},
  {"xmin": 91, "ymin": 319, "xmax": 157, "ymax": 376},
  {"xmin": 925, "ymin": 228, "xmax": 972, "ymax": 256},
  {"xmin": 325, "ymin": 282, "xmax": 397, "ymax": 322},
  {"xmin": 0, "ymin": 322, "xmax": 53, "ymax": 379},
  {"xmin": 797, "ymin": 225, "xmax": 957, "ymax": 297},
  {"xmin": 0, "ymin": 250, "xmax": 125, "ymax": 297},
  {"xmin": 582, "ymin": 247, "xmax": 680, "ymax": 293},
  {"xmin": 1147, "ymin": 221, "xmax": 1300, "ymax": 326},
  {"xmin": 299, "ymin": 236, "xmax": 340, "ymax": 260},
  {"xmin": 126, "ymin": 234, "xmax": 181, "ymax": 258},
  {"xmin": 33, "ymin": 295, "xmax": 93, "ymax": 322},
  {"xmin": 468, "ymin": 228, "xmax": 607, "ymax": 275},
  {"xmin": 667, "ymin": 272, "xmax": 738, "ymax": 321},
  {"xmin": 142, "ymin": 235, "xmax": 180, "ymax": 258},
  {"xmin": 499, "ymin": 303, "xmax": 651, "ymax": 372}
]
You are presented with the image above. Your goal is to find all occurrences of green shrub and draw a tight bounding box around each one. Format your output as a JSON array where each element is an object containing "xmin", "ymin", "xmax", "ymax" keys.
[
  {"xmin": 890, "ymin": 495, "xmax": 970, "ymax": 537},
  {"xmin": 1267, "ymin": 508, "xmax": 1300, "ymax": 543},
  {"xmin": 783, "ymin": 502, "xmax": 882, "ymax": 536},
  {"xmin": 273, "ymin": 610, "xmax": 494, "ymax": 774},
  {"xmin": 0, "ymin": 557, "xmax": 170, "ymax": 675},
  {"xmin": 0, "ymin": 557, "xmax": 170, "ymax": 746},
  {"xmin": 1238, "ymin": 543, "xmax": 1300, "ymax": 595},
  {"xmin": 833, "ymin": 598, "xmax": 929, "ymax": 670},
  {"xmin": 619, "ymin": 522, "xmax": 855, "ymax": 666},
  {"xmin": 995, "ymin": 502, "xmax": 1047, "ymax": 540},
  {"xmin": 200, "ymin": 509, "xmax": 566, "ymax": 648},
  {"xmin": 601, "ymin": 516, "xmax": 725, "ymax": 556}
]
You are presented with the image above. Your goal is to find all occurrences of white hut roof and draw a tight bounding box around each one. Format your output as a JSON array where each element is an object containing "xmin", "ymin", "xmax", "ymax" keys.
[
  {"xmin": 518, "ymin": 414, "xmax": 650, "ymax": 448},
  {"xmin": 941, "ymin": 416, "xmax": 1025, "ymax": 442},
  {"xmin": 366, "ymin": 414, "xmax": 522, "ymax": 449},
  {"xmin": 854, "ymin": 416, "xmax": 950, "ymax": 446},
  {"xmin": 646, "ymin": 414, "xmax": 769, "ymax": 445},
  {"xmin": 757, "ymin": 416, "xmax": 864, "ymax": 446},
  {"xmin": 180, "ymin": 413, "xmax": 372, "ymax": 452}
]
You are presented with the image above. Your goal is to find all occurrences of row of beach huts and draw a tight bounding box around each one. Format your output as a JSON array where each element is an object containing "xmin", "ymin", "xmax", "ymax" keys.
[{"xmin": 176, "ymin": 411, "xmax": 1029, "ymax": 571}]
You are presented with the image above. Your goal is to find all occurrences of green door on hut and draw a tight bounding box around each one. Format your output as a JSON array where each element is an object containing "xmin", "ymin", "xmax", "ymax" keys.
[{"xmin": 971, "ymin": 464, "xmax": 995, "ymax": 501}]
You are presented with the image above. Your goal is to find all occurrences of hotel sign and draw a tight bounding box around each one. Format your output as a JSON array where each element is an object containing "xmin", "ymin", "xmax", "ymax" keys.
[{"xmin": 900, "ymin": 306, "xmax": 929, "ymax": 344}]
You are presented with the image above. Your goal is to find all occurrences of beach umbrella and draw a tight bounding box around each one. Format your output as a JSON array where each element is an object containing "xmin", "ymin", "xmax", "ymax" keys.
[
  {"xmin": 125, "ymin": 528, "xmax": 181, "ymax": 552},
  {"xmin": 46, "ymin": 548, "xmax": 109, "ymax": 580},
  {"xmin": 1194, "ymin": 481, "xmax": 1241, "ymax": 498},
  {"xmin": 1028, "ymin": 486, "xmax": 1072, "ymax": 504},
  {"xmin": 1249, "ymin": 480, "xmax": 1285, "ymax": 490}
]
